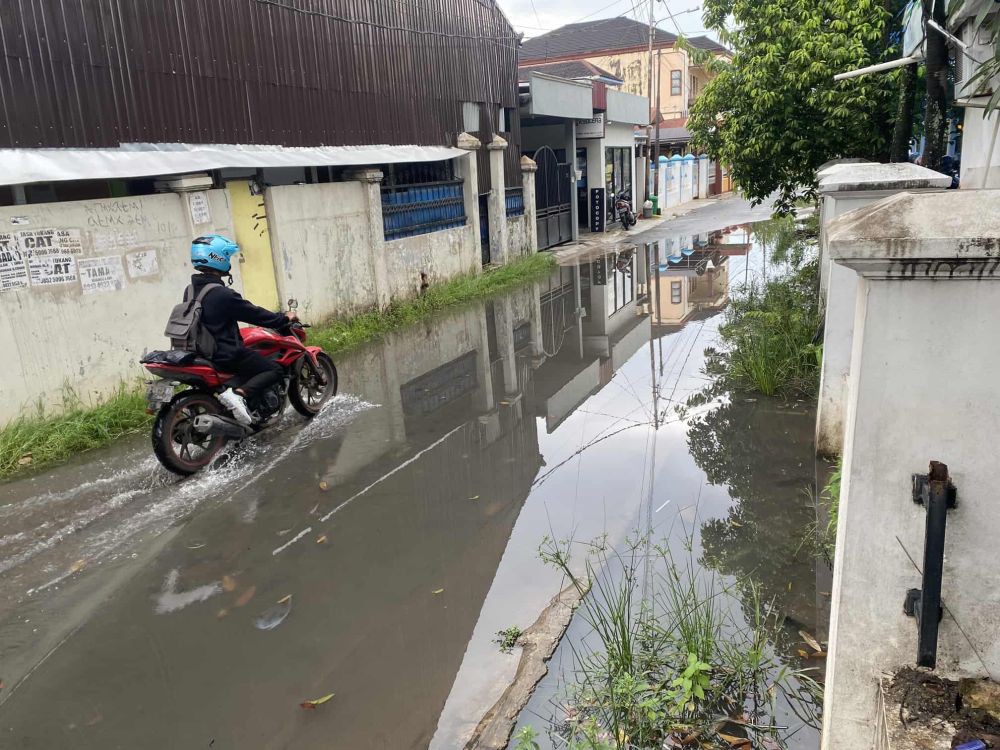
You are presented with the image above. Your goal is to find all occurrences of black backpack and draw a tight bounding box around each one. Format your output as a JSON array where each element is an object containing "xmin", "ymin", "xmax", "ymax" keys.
[{"xmin": 164, "ymin": 283, "xmax": 218, "ymax": 357}]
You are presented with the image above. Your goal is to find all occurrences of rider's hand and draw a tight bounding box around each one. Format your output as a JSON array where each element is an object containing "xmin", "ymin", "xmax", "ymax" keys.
[{"xmin": 286, "ymin": 311, "xmax": 299, "ymax": 323}]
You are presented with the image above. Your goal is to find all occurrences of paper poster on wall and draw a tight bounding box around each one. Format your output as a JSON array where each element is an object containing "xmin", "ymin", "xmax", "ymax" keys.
[
  {"xmin": 188, "ymin": 192, "xmax": 212, "ymax": 225},
  {"xmin": 0, "ymin": 233, "xmax": 29, "ymax": 291},
  {"xmin": 79, "ymin": 256, "xmax": 127, "ymax": 293},
  {"xmin": 126, "ymin": 248, "xmax": 159, "ymax": 278},
  {"xmin": 27, "ymin": 253, "xmax": 77, "ymax": 286},
  {"xmin": 16, "ymin": 228, "xmax": 83, "ymax": 255}
]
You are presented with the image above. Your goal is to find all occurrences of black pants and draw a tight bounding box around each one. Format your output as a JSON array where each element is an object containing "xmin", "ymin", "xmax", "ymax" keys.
[{"xmin": 217, "ymin": 349, "xmax": 283, "ymax": 399}]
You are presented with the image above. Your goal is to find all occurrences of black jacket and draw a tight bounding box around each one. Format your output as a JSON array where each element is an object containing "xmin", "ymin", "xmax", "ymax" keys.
[{"xmin": 189, "ymin": 273, "xmax": 290, "ymax": 363}]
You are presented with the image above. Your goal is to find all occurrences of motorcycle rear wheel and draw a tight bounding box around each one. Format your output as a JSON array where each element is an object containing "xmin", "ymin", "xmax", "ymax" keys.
[
  {"xmin": 152, "ymin": 392, "xmax": 227, "ymax": 475},
  {"xmin": 289, "ymin": 353, "xmax": 338, "ymax": 417}
]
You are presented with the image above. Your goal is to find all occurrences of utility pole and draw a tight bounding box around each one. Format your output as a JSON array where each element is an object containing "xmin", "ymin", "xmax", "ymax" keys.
[
  {"xmin": 644, "ymin": 0, "xmax": 655, "ymax": 201},
  {"xmin": 653, "ymin": 47, "xmax": 662, "ymax": 196}
]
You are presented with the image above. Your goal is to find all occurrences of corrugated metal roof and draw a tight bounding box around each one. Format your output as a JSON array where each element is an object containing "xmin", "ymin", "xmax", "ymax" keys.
[{"xmin": 517, "ymin": 60, "xmax": 623, "ymax": 83}]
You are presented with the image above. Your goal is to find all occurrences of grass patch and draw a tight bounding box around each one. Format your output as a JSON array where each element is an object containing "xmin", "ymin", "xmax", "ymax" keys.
[
  {"xmin": 0, "ymin": 253, "xmax": 556, "ymax": 482},
  {"xmin": 523, "ymin": 536, "xmax": 821, "ymax": 749},
  {"xmin": 707, "ymin": 215, "xmax": 822, "ymax": 397},
  {"xmin": 494, "ymin": 625, "xmax": 524, "ymax": 654},
  {"xmin": 309, "ymin": 252, "xmax": 555, "ymax": 355},
  {"xmin": 0, "ymin": 385, "xmax": 152, "ymax": 481},
  {"xmin": 821, "ymin": 458, "xmax": 842, "ymax": 558}
]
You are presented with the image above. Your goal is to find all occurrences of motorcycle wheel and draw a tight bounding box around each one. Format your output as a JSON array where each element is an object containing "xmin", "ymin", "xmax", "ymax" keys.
[
  {"xmin": 289, "ymin": 353, "xmax": 338, "ymax": 417},
  {"xmin": 621, "ymin": 215, "xmax": 630, "ymax": 230},
  {"xmin": 152, "ymin": 392, "xmax": 227, "ymax": 476}
]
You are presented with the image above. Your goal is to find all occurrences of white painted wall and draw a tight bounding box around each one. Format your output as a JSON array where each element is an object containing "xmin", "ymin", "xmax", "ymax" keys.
[
  {"xmin": 266, "ymin": 182, "xmax": 377, "ymax": 321},
  {"xmin": 960, "ymin": 110, "xmax": 1000, "ymax": 189},
  {"xmin": 822, "ymin": 189, "xmax": 1000, "ymax": 749},
  {"xmin": 0, "ymin": 191, "xmax": 236, "ymax": 422},
  {"xmin": 385, "ymin": 226, "xmax": 478, "ymax": 301}
]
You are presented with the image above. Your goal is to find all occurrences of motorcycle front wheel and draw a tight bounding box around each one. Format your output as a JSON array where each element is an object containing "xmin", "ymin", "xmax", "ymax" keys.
[
  {"xmin": 152, "ymin": 392, "xmax": 227, "ymax": 475},
  {"xmin": 289, "ymin": 353, "xmax": 338, "ymax": 417}
]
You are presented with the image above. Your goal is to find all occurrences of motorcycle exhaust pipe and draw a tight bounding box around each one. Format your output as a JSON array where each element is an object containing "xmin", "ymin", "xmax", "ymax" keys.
[{"xmin": 192, "ymin": 414, "xmax": 252, "ymax": 440}]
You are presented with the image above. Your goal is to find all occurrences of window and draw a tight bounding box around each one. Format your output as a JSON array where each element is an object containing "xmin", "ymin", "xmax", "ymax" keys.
[
  {"xmin": 671, "ymin": 281, "xmax": 682, "ymax": 304},
  {"xmin": 670, "ymin": 70, "xmax": 681, "ymax": 96},
  {"xmin": 462, "ymin": 101, "xmax": 480, "ymax": 132},
  {"xmin": 690, "ymin": 75, "xmax": 698, "ymax": 97}
]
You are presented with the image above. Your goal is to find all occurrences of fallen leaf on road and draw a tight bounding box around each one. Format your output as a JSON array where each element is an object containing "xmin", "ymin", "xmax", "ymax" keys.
[
  {"xmin": 809, "ymin": 650, "xmax": 827, "ymax": 659},
  {"xmin": 432, "ymin": 588, "xmax": 445, "ymax": 595},
  {"xmin": 234, "ymin": 586, "xmax": 256, "ymax": 607},
  {"xmin": 799, "ymin": 630, "xmax": 823, "ymax": 652},
  {"xmin": 797, "ymin": 649, "xmax": 809, "ymax": 658},
  {"xmin": 17, "ymin": 454, "xmax": 32, "ymax": 466},
  {"xmin": 216, "ymin": 609, "xmax": 229, "ymax": 619},
  {"xmin": 717, "ymin": 735, "xmax": 750, "ymax": 749},
  {"xmin": 309, "ymin": 503, "xmax": 320, "ymax": 515},
  {"xmin": 300, "ymin": 693, "xmax": 334, "ymax": 709},
  {"xmin": 277, "ymin": 528, "xmax": 293, "ymax": 536},
  {"xmin": 318, "ymin": 481, "xmax": 329, "ymax": 491},
  {"xmin": 316, "ymin": 535, "xmax": 327, "ymax": 544},
  {"xmin": 277, "ymin": 594, "xmax": 292, "ymax": 604},
  {"xmin": 221, "ymin": 575, "xmax": 237, "ymax": 592},
  {"xmin": 468, "ymin": 495, "xmax": 479, "ymax": 501},
  {"xmin": 69, "ymin": 559, "xmax": 86, "ymax": 574}
]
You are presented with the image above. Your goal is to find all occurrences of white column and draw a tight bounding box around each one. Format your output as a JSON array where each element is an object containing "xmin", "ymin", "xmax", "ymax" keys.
[
  {"xmin": 492, "ymin": 295, "xmax": 519, "ymax": 396},
  {"xmin": 822, "ymin": 188, "xmax": 1000, "ymax": 749},
  {"xmin": 566, "ymin": 121, "xmax": 579, "ymax": 242},
  {"xmin": 815, "ymin": 163, "xmax": 951, "ymax": 457},
  {"xmin": 698, "ymin": 155, "xmax": 709, "ymax": 198},
  {"xmin": 520, "ymin": 156, "xmax": 539, "ymax": 254},
  {"xmin": 454, "ymin": 131, "xmax": 482, "ymax": 271},
  {"xmin": 487, "ymin": 135, "xmax": 509, "ymax": 266},
  {"xmin": 345, "ymin": 167, "xmax": 390, "ymax": 309}
]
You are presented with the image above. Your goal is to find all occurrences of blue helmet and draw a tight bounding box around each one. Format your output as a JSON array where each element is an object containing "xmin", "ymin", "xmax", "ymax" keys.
[{"xmin": 191, "ymin": 235, "xmax": 239, "ymax": 273}]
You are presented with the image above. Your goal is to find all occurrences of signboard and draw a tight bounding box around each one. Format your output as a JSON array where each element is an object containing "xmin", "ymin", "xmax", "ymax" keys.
[
  {"xmin": 590, "ymin": 188, "xmax": 607, "ymax": 234},
  {"xmin": 17, "ymin": 228, "xmax": 83, "ymax": 255},
  {"xmin": 577, "ymin": 112, "xmax": 606, "ymax": 140},
  {"xmin": 189, "ymin": 191, "xmax": 212, "ymax": 225},
  {"xmin": 126, "ymin": 248, "xmax": 159, "ymax": 278},
  {"xmin": 0, "ymin": 233, "xmax": 28, "ymax": 291},
  {"xmin": 79, "ymin": 255, "xmax": 127, "ymax": 293}
]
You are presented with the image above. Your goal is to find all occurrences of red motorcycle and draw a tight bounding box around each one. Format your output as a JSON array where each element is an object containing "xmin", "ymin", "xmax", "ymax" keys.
[{"xmin": 141, "ymin": 304, "xmax": 337, "ymax": 475}]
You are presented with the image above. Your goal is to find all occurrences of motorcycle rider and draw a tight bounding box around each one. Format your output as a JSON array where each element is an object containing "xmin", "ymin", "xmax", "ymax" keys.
[{"xmin": 187, "ymin": 235, "xmax": 296, "ymax": 425}]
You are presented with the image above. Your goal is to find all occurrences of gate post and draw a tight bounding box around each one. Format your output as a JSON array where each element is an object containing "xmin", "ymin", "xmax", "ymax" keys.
[
  {"xmin": 345, "ymin": 167, "xmax": 390, "ymax": 310},
  {"xmin": 487, "ymin": 135, "xmax": 509, "ymax": 266},
  {"xmin": 521, "ymin": 156, "xmax": 539, "ymax": 253},
  {"xmin": 455, "ymin": 132, "xmax": 482, "ymax": 272}
]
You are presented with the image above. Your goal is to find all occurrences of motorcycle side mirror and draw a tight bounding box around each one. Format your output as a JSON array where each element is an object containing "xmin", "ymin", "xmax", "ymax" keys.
[{"xmin": 287, "ymin": 298, "xmax": 299, "ymax": 311}]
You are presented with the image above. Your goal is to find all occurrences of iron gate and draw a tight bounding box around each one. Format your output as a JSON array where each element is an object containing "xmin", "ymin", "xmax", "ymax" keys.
[{"xmin": 534, "ymin": 147, "xmax": 572, "ymax": 250}]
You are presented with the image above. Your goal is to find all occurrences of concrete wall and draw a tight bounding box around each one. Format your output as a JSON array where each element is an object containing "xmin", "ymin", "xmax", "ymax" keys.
[
  {"xmin": 588, "ymin": 48, "xmax": 690, "ymax": 121},
  {"xmin": 0, "ymin": 191, "xmax": 236, "ymax": 422},
  {"xmin": 385, "ymin": 226, "xmax": 478, "ymax": 300},
  {"xmin": 960, "ymin": 110, "xmax": 1000, "ymax": 189},
  {"xmin": 506, "ymin": 215, "xmax": 531, "ymax": 257},
  {"xmin": 265, "ymin": 181, "xmax": 377, "ymax": 321},
  {"xmin": 821, "ymin": 189, "xmax": 1000, "ymax": 749}
]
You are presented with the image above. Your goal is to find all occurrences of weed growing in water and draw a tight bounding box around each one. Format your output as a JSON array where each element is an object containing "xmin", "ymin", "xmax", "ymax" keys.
[
  {"xmin": 707, "ymin": 215, "xmax": 822, "ymax": 397},
  {"xmin": 495, "ymin": 626, "xmax": 524, "ymax": 654},
  {"xmin": 531, "ymin": 535, "xmax": 821, "ymax": 749}
]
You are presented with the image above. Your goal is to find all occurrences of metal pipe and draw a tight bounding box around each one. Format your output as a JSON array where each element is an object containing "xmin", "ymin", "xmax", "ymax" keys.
[{"xmin": 834, "ymin": 55, "xmax": 923, "ymax": 81}]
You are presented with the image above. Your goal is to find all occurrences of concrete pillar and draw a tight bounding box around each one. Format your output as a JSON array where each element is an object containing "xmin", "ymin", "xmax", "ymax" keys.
[
  {"xmin": 529, "ymin": 281, "xmax": 544, "ymax": 357},
  {"xmin": 821, "ymin": 189, "xmax": 1000, "ymax": 749},
  {"xmin": 814, "ymin": 163, "xmax": 951, "ymax": 457},
  {"xmin": 475, "ymin": 306, "xmax": 496, "ymax": 415},
  {"xmin": 520, "ymin": 156, "xmax": 539, "ymax": 254},
  {"xmin": 455, "ymin": 132, "xmax": 482, "ymax": 269},
  {"xmin": 487, "ymin": 135, "xmax": 509, "ymax": 265},
  {"xmin": 345, "ymin": 167, "xmax": 391, "ymax": 309},
  {"xmin": 565, "ymin": 121, "xmax": 579, "ymax": 242}
]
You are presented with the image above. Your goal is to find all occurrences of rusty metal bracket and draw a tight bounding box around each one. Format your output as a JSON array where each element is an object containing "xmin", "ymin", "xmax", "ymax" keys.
[{"xmin": 903, "ymin": 460, "xmax": 957, "ymax": 669}]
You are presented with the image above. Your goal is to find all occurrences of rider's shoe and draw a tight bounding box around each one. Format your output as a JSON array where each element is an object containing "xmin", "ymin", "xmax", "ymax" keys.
[{"xmin": 218, "ymin": 388, "xmax": 253, "ymax": 426}]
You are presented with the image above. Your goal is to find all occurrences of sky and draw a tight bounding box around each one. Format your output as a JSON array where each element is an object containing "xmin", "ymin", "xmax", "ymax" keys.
[{"xmin": 494, "ymin": 0, "xmax": 716, "ymax": 41}]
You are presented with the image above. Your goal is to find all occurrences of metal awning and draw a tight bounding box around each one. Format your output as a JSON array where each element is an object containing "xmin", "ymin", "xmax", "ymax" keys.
[{"xmin": 0, "ymin": 142, "xmax": 466, "ymax": 186}]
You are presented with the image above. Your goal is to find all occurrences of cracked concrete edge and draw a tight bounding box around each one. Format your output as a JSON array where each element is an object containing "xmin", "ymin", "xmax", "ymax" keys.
[{"xmin": 463, "ymin": 583, "xmax": 587, "ymax": 750}]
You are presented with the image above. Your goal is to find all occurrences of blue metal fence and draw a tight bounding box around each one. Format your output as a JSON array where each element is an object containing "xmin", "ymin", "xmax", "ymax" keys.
[
  {"xmin": 381, "ymin": 179, "xmax": 467, "ymax": 240},
  {"xmin": 505, "ymin": 187, "xmax": 524, "ymax": 217}
]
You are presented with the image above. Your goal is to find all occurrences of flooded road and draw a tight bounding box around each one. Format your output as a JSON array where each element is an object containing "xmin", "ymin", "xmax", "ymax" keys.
[{"xmin": 0, "ymin": 198, "xmax": 825, "ymax": 749}]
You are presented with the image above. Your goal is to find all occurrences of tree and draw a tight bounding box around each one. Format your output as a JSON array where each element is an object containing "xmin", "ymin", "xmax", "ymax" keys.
[{"xmin": 688, "ymin": 0, "xmax": 901, "ymax": 213}]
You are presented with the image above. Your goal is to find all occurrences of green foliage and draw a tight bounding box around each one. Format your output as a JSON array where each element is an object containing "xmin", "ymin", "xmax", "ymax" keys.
[
  {"xmin": 821, "ymin": 458, "xmax": 843, "ymax": 557},
  {"xmin": 709, "ymin": 217, "xmax": 822, "ymax": 396},
  {"xmin": 512, "ymin": 726, "xmax": 542, "ymax": 750},
  {"xmin": 0, "ymin": 384, "xmax": 151, "ymax": 481},
  {"xmin": 494, "ymin": 625, "xmax": 524, "ymax": 654},
  {"xmin": 309, "ymin": 252, "xmax": 555, "ymax": 354},
  {"xmin": 538, "ymin": 537, "xmax": 821, "ymax": 749},
  {"xmin": 0, "ymin": 253, "xmax": 555, "ymax": 482},
  {"xmin": 689, "ymin": 0, "xmax": 900, "ymax": 213}
]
